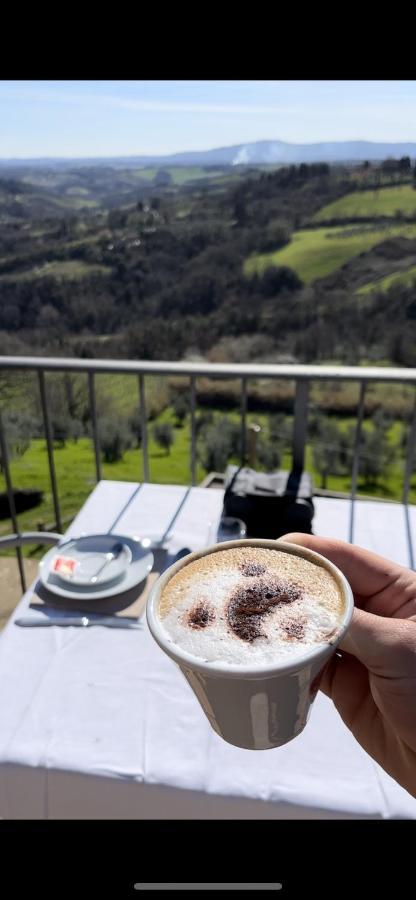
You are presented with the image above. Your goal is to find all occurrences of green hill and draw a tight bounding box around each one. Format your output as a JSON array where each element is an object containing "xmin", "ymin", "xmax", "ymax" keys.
[
  {"xmin": 132, "ymin": 166, "xmax": 219, "ymax": 185},
  {"xmin": 245, "ymin": 223, "xmax": 416, "ymax": 284},
  {"xmin": 313, "ymin": 184, "xmax": 416, "ymax": 223},
  {"xmin": 357, "ymin": 264, "xmax": 416, "ymax": 295},
  {"xmin": 0, "ymin": 260, "xmax": 111, "ymax": 283}
]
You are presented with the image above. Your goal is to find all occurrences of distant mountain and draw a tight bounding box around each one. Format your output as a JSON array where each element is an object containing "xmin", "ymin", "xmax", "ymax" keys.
[{"xmin": 1, "ymin": 140, "xmax": 416, "ymax": 170}]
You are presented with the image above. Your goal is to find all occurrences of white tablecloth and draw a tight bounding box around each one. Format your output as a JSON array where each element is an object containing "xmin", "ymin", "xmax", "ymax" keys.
[{"xmin": 1, "ymin": 481, "xmax": 415, "ymax": 819}]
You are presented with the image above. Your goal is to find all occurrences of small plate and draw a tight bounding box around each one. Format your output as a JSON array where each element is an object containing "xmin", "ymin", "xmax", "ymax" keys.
[
  {"xmin": 45, "ymin": 535, "xmax": 133, "ymax": 588},
  {"xmin": 38, "ymin": 534, "xmax": 154, "ymax": 601}
]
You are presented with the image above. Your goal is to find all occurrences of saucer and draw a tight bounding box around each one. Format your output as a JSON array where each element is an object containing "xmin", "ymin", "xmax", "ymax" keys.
[{"xmin": 38, "ymin": 534, "xmax": 154, "ymax": 601}]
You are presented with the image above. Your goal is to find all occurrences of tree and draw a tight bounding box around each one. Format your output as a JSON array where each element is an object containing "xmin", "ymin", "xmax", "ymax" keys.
[
  {"xmin": 198, "ymin": 416, "xmax": 241, "ymax": 473},
  {"xmin": 51, "ymin": 414, "xmax": 71, "ymax": 449},
  {"xmin": 107, "ymin": 208, "xmax": 128, "ymax": 230},
  {"xmin": 127, "ymin": 411, "xmax": 142, "ymax": 449},
  {"xmin": 359, "ymin": 425, "xmax": 397, "ymax": 487},
  {"xmin": 311, "ymin": 416, "xmax": 344, "ymax": 489},
  {"xmin": 381, "ymin": 158, "xmax": 399, "ymax": 181},
  {"xmin": 71, "ymin": 419, "xmax": 83, "ymax": 444},
  {"xmin": 371, "ymin": 408, "xmax": 393, "ymax": 434},
  {"xmin": 0, "ymin": 410, "xmax": 33, "ymax": 473},
  {"xmin": 172, "ymin": 393, "xmax": 189, "ymax": 427},
  {"xmin": 63, "ymin": 373, "xmax": 89, "ymax": 422},
  {"xmin": 268, "ymin": 414, "xmax": 292, "ymax": 450},
  {"xmin": 256, "ymin": 434, "xmax": 282, "ymax": 471},
  {"xmin": 97, "ymin": 417, "xmax": 133, "ymax": 463},
  {"xmin": 152, "ymin": 422, "xmax": 174, "ymax": 455},
  {"xmin": 195, "ymin": 411, "xmax": 214, "ymax": 437},
  {"xmin": 257, "ymin": 266, "xmax": 302, "ymax": 297},
  {"xmin": 399, "ymin": 156, "xmax": 411, "ymax": 176},
  {"xmin": 232, "ymin": 188, "xmax": 247, "ymax": 226},
  {"xmin": 154, "ymin": 169, "xmax": 172, "ymax": 187},
  {"xmin": 199, "ymin": 423, "xmax": 233, "ymax": 473}
]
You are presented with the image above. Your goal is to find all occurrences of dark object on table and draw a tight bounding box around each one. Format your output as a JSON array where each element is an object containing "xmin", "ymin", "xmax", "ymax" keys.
[
  {"xmin": 223, "ymin": 465, "xmax": 314, "ymax": 539},
  {"xmin": 0, "ymin": 488, "xmax": 43, "ymax": 519},
  {"xmin": 217, "ymin": 516, "xmax": 247, "ymax": 542}
]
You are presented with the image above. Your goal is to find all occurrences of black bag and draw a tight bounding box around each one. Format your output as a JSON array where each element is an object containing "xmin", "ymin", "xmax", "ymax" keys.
[{"xmin": 223, "ymin": 465, "xmax": 314, "ymax": 539}]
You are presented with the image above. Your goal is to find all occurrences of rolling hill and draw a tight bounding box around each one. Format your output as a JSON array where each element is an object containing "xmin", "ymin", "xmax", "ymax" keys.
[
  {"xmin": 2, "ymin": 139, "xmax": 416, "ymax": 168},
  {"xmin": 313, "ymin": 184, "xmax": 416, "ymax": 222},
  {"xmin": 245, "ymin": 224, "xmax": 416, "ymax": 284}
]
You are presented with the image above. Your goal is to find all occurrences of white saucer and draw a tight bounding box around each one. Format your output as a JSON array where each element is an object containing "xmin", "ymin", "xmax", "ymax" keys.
[
  {"xmin": 45, "ymin": 535, "xmax": 133, "ymax": 588},
  {"xmin": 39, "ymin": 534, "xmax": 154, "ymax": 601}
]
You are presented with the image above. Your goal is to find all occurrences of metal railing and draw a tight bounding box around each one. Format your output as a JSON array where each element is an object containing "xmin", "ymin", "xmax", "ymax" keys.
[{"xmin": 2, "ymin": 355, "xmax": 416, "ymax": 590}]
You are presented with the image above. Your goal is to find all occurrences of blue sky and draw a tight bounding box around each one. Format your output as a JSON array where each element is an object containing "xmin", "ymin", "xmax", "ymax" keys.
[{"xmin": 1, "ymin": 80, "xmax": 416, "ymax": 158}]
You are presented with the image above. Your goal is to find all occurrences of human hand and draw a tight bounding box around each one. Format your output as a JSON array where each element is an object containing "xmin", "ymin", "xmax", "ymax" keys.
[{"xmin": 281, "ymin": 534, "xmax": 416, "ymax": 798}]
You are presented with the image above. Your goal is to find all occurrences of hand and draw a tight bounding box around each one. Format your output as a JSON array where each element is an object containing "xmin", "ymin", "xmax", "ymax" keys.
[{"xmin": 281, "ymin": 534, "xmax": 416, "ymax": 798}]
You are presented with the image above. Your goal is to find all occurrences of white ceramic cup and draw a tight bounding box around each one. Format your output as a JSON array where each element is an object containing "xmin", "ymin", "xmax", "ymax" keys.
[{"xmin": 147, "ymin": 539, "xmax": 354, "ymax": 751}]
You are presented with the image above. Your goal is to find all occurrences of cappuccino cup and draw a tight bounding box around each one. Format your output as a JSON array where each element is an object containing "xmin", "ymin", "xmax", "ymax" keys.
[{"xmin": 147, "ymin": 539, "xmax": 353, "ymax": 750}]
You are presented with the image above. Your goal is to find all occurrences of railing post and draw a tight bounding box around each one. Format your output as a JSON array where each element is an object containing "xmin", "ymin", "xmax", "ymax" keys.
[
  {"xmin": 139, "ymin": 375, "xmax": 149, "ymax": 482},
  {"xmin": 88, "ymin": 371, "xmax": 102, "ymax": 483},
  {"xmin": 0, "ymin": 410, "xmax": 26, "ymax": 592},
  {"xmin": 38, "ymin": 370, "xmax": 62, "ymax": 533},
  {"xmin": 349, "ymin": 381, "xmax": 366, "ymax": 544},
  {"xmin": 190, "ymin": 377, "xmax": 197, "ymax": 486},
  {"xmin": 240, "ymin": 377, "xmax": 247, "ymax": 464},
  {"xmin": 292, "ymin": 379, "xmax": 309, "ymax": 474}
]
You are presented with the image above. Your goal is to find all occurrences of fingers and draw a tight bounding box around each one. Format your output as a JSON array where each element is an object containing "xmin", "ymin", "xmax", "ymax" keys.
[
  {"xmin": 339, "ymin": 607, "xmax": 416, "ymax": 677},
  {"xmin": 280, "ymin": 533, "xmax": 416, "ymax": 616}
]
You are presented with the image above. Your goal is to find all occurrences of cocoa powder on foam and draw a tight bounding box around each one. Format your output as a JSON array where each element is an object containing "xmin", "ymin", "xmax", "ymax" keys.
[{"xmin": 158, "ymin": 547, "xmax": 345, "ymax": 665}]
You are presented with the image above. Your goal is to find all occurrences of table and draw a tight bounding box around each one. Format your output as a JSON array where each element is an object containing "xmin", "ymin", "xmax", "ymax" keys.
[{"xmin": 1, "ymin": 481, "xmax": 416, "ymax": 819}]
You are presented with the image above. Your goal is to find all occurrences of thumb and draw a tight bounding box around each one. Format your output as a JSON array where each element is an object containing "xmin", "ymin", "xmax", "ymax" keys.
[{"xmin": 340, "ymin": 607, "xmax": 416, "ymax": 678}]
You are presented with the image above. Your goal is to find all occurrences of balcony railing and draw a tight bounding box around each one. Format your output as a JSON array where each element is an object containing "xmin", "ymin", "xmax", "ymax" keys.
[{"xmin": 2, "ymin": 355, "xmax": 416, "ymax": 591}]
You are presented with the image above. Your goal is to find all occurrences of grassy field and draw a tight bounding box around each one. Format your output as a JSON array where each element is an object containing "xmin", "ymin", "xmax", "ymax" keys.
[
  {"xmin": 357, "ymin": 264, "xmax": 416, "ymax": 295},
  {"xmin": 132, "ymin": 167, "xmax": 217, "ymax": 185},
  {"xmin": 65, "ymin": 187, "xmax": 91, "ymax": 197},
  {"xmin": 1, "ymin": 406, "xmax": 415, "ymax": 548},
  {"xmin": 50, "ymin": 195, "xmax": 99, "ymax": 210},
  {"xmin": 0, "ymin": 412, "xmax": 205, "ymax": 541},
  {"xmin": 0, "ymin": 260, "xmax": 112, "ymax": 282},
  {"xmin": 313, "ymin": 185, "xmax": 416, "ymax": 222},
  {"xmin": 244, "ymin": 223, "xmax": 416, "ymax": 283}
]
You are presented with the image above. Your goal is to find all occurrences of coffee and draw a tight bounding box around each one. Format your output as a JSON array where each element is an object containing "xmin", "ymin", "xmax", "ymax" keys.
[{"xmin": 158, "ymin": 546, "xmax": 345, "ymax": 667}]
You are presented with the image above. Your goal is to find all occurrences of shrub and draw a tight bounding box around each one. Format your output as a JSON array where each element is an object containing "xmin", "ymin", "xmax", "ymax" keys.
[
  {"xmin": 152, "ymin": 422, "xmax": 174, "ymax": 455},
  {"xmin": 97, "ymin": 417, "xmax": 133, "ymax": 463}
]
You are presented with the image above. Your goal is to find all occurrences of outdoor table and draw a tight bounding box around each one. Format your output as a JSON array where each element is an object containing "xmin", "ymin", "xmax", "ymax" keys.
[{"xmin": 0, "ymin": 480, "xmax": 415, "ymax": 819}]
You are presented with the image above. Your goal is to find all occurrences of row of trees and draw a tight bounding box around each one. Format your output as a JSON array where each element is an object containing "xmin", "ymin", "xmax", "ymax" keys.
[
  {"xmin": 310, "ymin": 409, "xmax": 397, "ymax": 488},
  {"xmin": 0, "ymin": 399, "xmax": 407, "ymax": 503}
]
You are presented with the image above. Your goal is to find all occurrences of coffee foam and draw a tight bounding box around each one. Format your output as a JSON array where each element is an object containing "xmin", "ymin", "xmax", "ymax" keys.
[{"xmin": 158, "ymin": 546, "xmax": 345, "ymax": 667}]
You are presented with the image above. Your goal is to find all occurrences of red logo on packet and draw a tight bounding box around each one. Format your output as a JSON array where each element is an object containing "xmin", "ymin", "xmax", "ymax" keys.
[{"xmin": 52, "ymin": 556, "xmax": 78, "ymax": 576}]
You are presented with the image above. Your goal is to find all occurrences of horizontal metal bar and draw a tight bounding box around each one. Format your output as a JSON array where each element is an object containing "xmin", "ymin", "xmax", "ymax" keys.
[{"xmin": 2, "ymin": 356, "xmax": 416, "ymax": 384}]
